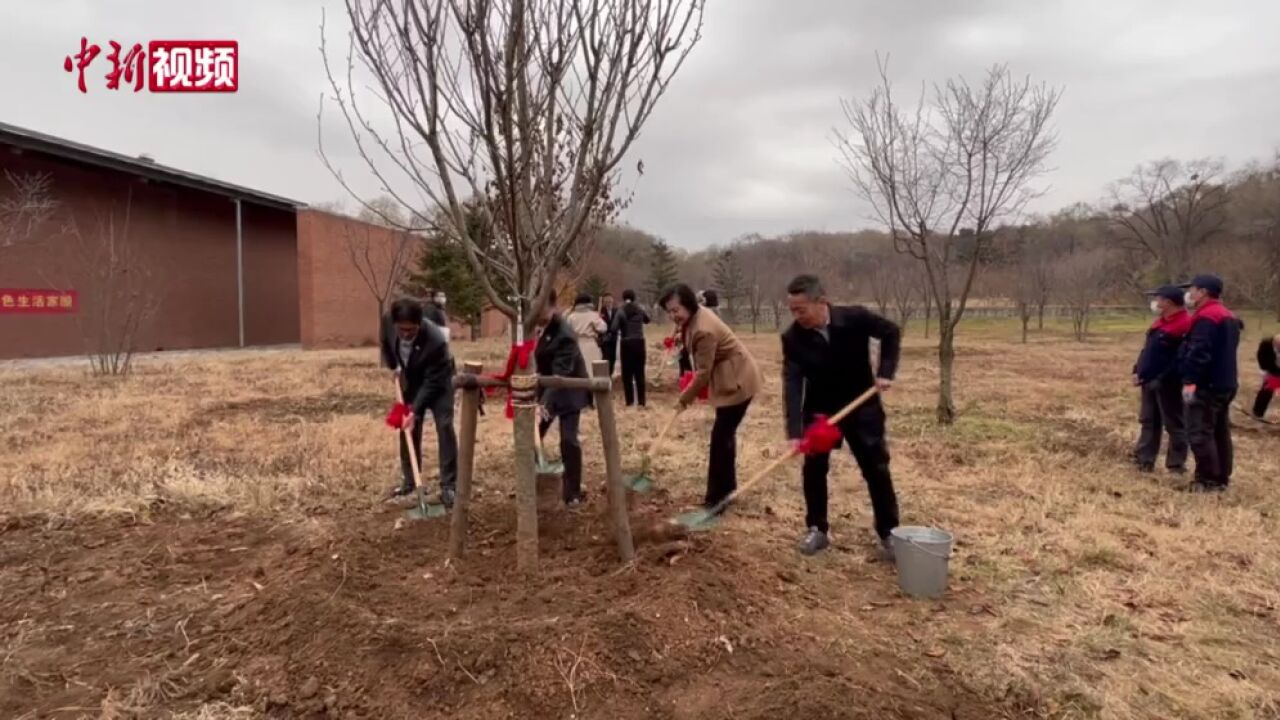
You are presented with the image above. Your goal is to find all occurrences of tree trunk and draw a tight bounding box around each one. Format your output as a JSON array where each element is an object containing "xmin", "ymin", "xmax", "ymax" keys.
[
  {"xmin": 1037, "ymin": 303, "xmax": 1046, "ymax": 330},
  {"xmin": 1021, "ymin": 315, "xmax": 1029, "ymax": 344},
  {"xmin": 937, "ymin": 326, "xmax": 956, "ymax": 424},
  {"xmin": 924, "ymin": 298, "xmax": 932, "ymax": 339},
  {"xmin": 512, "ymin": 365, "xmax": 539, "ymax": 571}
]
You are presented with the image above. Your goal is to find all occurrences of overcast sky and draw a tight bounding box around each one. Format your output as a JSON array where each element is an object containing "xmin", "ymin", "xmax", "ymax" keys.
[{"xmin": 3, "ymin": 0, "xmax": 1279, "ymax": 249}]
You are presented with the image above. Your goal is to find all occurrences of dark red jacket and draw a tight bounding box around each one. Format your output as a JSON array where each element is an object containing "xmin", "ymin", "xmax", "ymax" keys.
[
  {"xmin": 1134, "ymin": 309, "xmax": 1192, "ymax": 384},
  {"xmin": 1178, "ymin": 299, "xmax": 1240, "ymax": 392}
]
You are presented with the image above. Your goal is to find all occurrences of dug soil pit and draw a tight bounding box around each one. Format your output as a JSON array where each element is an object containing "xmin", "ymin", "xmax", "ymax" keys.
[{"xmin": 1, "ymin": 494, "xmax": 1010, "ymax": 719}]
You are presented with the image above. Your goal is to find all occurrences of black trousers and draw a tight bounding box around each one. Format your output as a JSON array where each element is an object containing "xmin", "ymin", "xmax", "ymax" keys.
[
  {"xmin": 1134, "ymin": 380, "xmax": 1188, "ymax": 470},
  {"xmin": 705, "ymin": 398, "xmax": 752, "ymax": 508},
  {"xmin": 801, "ymin": 400, "xmax": 900, "ymax": 539},
  {"xmin": 678, "ymin": 349, "xmax": 692, "ymax": 375},
  {"xmin": 399, "ymin": 389, "xmax": 459, "ymax": 492},
  {"xmin": 1253, "ymin": 388, "xmax": 1273, "ymax": 418},
  {"xmin": 620, "ymin": 339, "xmax": 647, "ymax": 407},
  {"xmin": 1186, "ymin": 389, "xmax": 1235, "ymax": 486},
  {"xmin": 539, "ymin": 411, "xmax": 583, "ymax": 502},
  {"xmin": 602, "ymin": 339, "xmax": 618, "ymax": 377}
]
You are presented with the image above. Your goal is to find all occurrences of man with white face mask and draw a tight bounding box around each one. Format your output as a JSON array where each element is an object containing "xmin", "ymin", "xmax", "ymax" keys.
[
  {"xmin": 1177, "ymin": 274, "xmax": 1240, "ymax": 493},
  {"xmin": 1132, "ymin": 286, "xmax": 1192, "ymax": 473}
]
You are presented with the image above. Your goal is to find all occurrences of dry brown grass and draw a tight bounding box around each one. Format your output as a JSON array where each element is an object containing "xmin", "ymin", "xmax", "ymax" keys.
[{"xmin": 2, "ymin": 316, "xmax": 1278, "ymax": 719}]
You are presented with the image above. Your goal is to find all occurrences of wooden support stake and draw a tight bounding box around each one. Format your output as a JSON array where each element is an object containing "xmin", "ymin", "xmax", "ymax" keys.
[
  {"xmin": 537, "ymin": 375, "xmax": 612, "ymax": 392},
  {"xmin": 593, "ymin": 360, "xmax": 635, "ymax": 562},
  {"xmin": 449, "ymin": 360, "xmax": 482, "ymax": 560},
  {"xmin": 511, "ymin": 370, "xmax": 540, "ymax": 571}
]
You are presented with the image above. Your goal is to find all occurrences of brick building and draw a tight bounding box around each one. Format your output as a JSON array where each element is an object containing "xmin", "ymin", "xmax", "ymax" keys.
[{"xmin": 0, "ymin": 122, "xmax": 503, "ymax": 360}]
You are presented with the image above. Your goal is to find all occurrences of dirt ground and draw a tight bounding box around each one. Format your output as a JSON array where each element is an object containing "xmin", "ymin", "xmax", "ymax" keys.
[{"xmin": 2, "ymin": 316, "xmax": 1278, "ymax": 720}]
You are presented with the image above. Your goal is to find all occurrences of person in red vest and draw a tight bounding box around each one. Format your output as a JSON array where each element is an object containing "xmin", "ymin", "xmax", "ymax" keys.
[
  {"xmin": 1131, "ymin": 285, "xmax": 1193, "ymax": 474},
  {"xmin": 1177, "ymin": 275, "xmax": 1241, "ymax": 493}
]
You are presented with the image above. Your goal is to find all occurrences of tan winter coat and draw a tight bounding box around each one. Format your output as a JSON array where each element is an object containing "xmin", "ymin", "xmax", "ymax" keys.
[
  {"xmin": 678, "ymin": 307, "xmax": 762, "ymax": 408},
  {"xmin": 566, "ymin": 304, "xmax": 607, "ymax": 366}
]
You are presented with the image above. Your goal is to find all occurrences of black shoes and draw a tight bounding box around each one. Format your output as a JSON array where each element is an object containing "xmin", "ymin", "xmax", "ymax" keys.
[
  {"xmin": 1185, "ymin": 480, "xmax": 1227, "ymax": 494},
  {"xmin": 798, "ymin": 527, "xmax": 830, "ymax": 556}
]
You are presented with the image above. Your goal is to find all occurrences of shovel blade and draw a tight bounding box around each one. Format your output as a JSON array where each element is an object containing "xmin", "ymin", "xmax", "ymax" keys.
[
  {"xmin": 405, "ymin": 502, "xmax": 448, "ymax": 520},
  {"xmin": 626, "ymin": 473, "xmax": 654, "ymax": 493},
  {"xmin": 536, "ymin": 460, "xmax": 565, "ymax": 475},
  {"xmin": 673, "ymin": 508, "xmax": 719, "ymax": 532}
]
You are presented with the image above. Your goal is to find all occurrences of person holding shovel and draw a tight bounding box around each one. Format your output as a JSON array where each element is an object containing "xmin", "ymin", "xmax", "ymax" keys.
[
  {"xmin": 660, "ymin": 283, "xmax": 763, "ymax": 513},
  {"xmin": 380, "ymin": 298, "xmax": 458, "ymax": 508},
  {"xmin": 535, "ymin": 291, "xmax": 590, "ymax": 507},
  {"xmin": 781, "ymin": 274, "xmax": 901, "ymax": 558}
]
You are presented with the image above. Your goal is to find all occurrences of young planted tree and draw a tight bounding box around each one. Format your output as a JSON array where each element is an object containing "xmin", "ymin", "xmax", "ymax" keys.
[
  {"xmin": 322, "ymin": 0, "xmax": 705, "ymax": 338},
  {"xmin": 836, "ymin": 60, "xmax": 1061, "ymax": 423},
  {"xmin": 1108, "ymin": 158, "xmax": 1229, "ymax": 284},
  {"xmin": 647, "ymin": 238, "xmax": 680, "ymax": 303}
]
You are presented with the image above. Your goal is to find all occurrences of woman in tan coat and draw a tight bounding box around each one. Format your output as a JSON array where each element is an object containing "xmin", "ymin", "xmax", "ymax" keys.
[
  {"xmin": 566, "ymin": 293, "xmax": 608, "ymax": 366},
  {"xmin": 660, "ymin": 283, "xmax": 763, "ymax": 511}
]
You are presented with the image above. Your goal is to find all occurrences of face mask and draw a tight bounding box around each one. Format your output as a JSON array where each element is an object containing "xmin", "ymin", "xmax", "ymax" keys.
[{"xmin": 1184, "ymin": 292, "xmax": 1195, "ymax": 308}]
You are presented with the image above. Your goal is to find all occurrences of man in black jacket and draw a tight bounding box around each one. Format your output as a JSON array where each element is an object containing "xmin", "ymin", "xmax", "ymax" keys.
[
  {"xmin": 1178, "ymin": 274, "xmax": 1241, "ymax": 493},
  {"xmin": 535, "ymin": 291, "xmax": 590, "ymax": 506},
  {"xmin": 610, "ymin": 289, "xmax": 651, "ymax": 407},
  {"xmin": 380, "ymin": 298, "xmax": 458, "ymax": 506},
  {"xmin": 1131, "ymin": 286, "xmax": 1193, "ymax": 473},
  {"xmin": 781, "ymin": 275, "xmax": 901, "ymax": 557},
  {"xmin": 1253, "ymin": 334, "xmax": 1280, "ymax": 419}
]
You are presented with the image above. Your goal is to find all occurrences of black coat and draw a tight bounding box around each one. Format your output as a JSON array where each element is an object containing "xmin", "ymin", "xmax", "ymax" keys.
[
  {"xmin": 1178, "ymin": 299, "xmax": 1241, "ymax": 392},
  {"xmin": 1259, "ymin": 339, "xmax": 1279, "ymax": 375},
  {"xmin": 536, "ymin": 315, "xmax": 590, "ymax": 416},
  {"xmin": 600, "ymin": 307, "xmax": 620, "ymax": 344},
  {"xmin": 380, "ymin": 318, "xmax": 455, "ymax": 415},
  {"xmin": 781, "ymin": 305, "xmax": 901, "ymax": 440},
  {"xmin": 610, "ymin": 302, "xmax": 650, "ymax": 342},
  {"xmin": 1132, "ymin": 310, "xmax": 1192, "ymax": 384}
]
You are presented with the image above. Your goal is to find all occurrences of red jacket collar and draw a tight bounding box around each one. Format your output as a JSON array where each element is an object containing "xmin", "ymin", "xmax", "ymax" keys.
[
  {"xmin": 1152, "ymin": 308, "xmax": 1192, "ymax": 335},
  {"xmin": 1193, "ymin": 298, "xmax": 1234, "ymax": 324}
]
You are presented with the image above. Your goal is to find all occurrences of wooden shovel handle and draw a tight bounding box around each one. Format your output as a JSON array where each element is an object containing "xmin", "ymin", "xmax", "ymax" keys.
[
  {"xmin": 706, "ymin": 386, "xmax": 881, "ymax": 516},
  {"xmin": 393, "ymin": 375, "xmax": 423, "ymax": 489},
  {"xmin": 647, "ymin": 408, "xmax": 682, "ymax": 458}
]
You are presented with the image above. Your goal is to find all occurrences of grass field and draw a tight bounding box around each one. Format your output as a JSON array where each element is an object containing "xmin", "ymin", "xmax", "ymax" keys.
[{"xmin": 2, "ymin": 313, "xmax": 1278, "ymax": 719}]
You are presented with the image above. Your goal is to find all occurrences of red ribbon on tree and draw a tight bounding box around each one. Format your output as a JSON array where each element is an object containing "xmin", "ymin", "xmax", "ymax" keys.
[
  {"xmin": 663, "ymin": 336, "xmax": 676, "ymax": 350},
  {"xmin": 678, "ymin": 371, "xmax": 709, "ymax": 401},
  {"xmin": 484, "ymin": 339, "xmax": 537, "ymax": 419},
  {"xmin": 797, "ymin": 414, "xmax": 842, "ymax": 455},
  {"xmin": 385, "ymin": 402, "xmax": 410, "ymax": 429}
]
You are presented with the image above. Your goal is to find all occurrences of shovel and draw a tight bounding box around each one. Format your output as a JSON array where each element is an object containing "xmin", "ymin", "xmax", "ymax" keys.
[
  {"xmin": 535, "ymin": 424, "xmax": 565, "ymax": 475},
  {"xmin": 394, "ymin": 378, "xmax": 447, "ymax": 521},
  {"xmin": 672, "ymin": 386, "xmax": 880, "ymax": 532},
  {"xmin": 625, "ymin": 408, "xmax": 682, "ymax": 492}
]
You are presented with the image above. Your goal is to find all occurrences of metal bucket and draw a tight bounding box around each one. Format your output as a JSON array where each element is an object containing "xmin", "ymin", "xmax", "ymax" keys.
[{"xmin": 890, "ymin": 526, "xmax": 953, "ymax": 599}]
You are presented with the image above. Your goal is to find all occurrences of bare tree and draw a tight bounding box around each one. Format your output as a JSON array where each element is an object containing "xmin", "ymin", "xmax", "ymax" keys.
[
  {"xmin": 0, "ymin": 171, "xmax": 58, "ymax": 249},
  {"xmin": 59, "ymin": 191, "xmax": 159, "ymax": 376},
  {"xmin": 1227, "ymin": 153, "xmax": 1280, "ymax": 319},
  {"xmin": 343, "ymin": 216, "xmax": 415, "ymax": 328},
  {"xmin": 1009, "ymin": 224, "xmax": 1055, "ymax": 342},
  {"xmin": 836, "ymin": 60, "xmax": 1061, "ymax": 423},
  {"xmin": 321, "ymin": 0, "xmax": 705, "ymax": 338},
  {"xmin": 1108, "ymin": 158, "xmax": 1229, "ymax": 283},
  {"xmin": 1056, "ymin": 250, "xmax": 1115, "ymax": 342}
]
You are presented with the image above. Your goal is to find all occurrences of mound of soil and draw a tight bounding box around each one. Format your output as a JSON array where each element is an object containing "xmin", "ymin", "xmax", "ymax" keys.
[{"xmin": 1, "ymin": 491, "xmax": 1009, "ymax": 719}]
